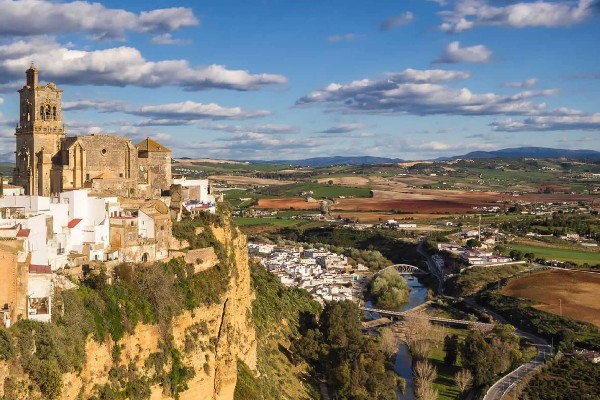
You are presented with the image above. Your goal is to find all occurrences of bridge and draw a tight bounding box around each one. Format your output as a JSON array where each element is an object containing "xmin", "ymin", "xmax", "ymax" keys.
[
  {"xmin": 360, "ymin": 306, "xmax": 495, "ymax": 329},
  {"xmin": 377, "ymin": 263, "xmax": 429, "ymax": 275}
]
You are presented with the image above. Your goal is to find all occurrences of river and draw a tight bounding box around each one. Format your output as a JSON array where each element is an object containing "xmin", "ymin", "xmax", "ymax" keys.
[{"xmin": 365, "ymin": 276, "xmax": 428, "ymax": 400}]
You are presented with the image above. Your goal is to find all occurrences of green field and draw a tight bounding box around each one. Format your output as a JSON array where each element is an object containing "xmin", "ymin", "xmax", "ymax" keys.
[
  {"xmin": 233, "ymin": 217, "xmax": 306, "ymax": 227},
  {"xmin": 261, "ymin": 182, "xmax": 372, "ymax": 198},
  {"xmin": 510, "ymin": 243, "xmax": 600, "ymax": 265}
]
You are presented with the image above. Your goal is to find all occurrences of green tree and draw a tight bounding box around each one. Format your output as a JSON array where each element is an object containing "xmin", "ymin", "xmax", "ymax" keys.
[{"xmin": 443, "ymin": 334, "xmax": 459, "ymax": 366}]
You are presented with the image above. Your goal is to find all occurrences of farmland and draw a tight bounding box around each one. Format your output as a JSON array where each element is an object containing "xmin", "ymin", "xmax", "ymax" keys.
[
  {"xmin": 508, "ymin": 242, "xmax": 600, "ymax": 265},
  {"xmin": 501, "ymin": 269, "xmax": 600, "ymax": 327}
]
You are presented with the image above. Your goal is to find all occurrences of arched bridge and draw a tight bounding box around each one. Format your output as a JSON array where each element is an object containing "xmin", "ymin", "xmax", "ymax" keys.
[{"xmin": 378, "ymin": 264, "xmax": 429, "ymax": 275}]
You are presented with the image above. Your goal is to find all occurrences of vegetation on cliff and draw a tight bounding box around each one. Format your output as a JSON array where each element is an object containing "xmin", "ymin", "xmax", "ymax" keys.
[
  {"xmin": 0, "ymin": 206, "xmax": 242, "ymax": 400},
  {"xmin": 234, "ymin": 262, "xmax": 321, "ymax": 400}
]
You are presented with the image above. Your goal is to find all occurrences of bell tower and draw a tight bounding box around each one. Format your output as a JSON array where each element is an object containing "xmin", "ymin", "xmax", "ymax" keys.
[{"xmin": 14, "ymin": 65, "xmax": 66, "ymax": 196}]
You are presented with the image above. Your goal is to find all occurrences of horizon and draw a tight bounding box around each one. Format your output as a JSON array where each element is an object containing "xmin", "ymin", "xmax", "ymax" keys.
[{"xmin": 0, "ymin": 0, "xmax": 599, "ymax": 162}]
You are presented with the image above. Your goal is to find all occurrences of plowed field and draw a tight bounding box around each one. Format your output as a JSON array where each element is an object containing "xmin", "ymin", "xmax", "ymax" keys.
[{"xmin": 502, "ymin": 270, "xmax": 600, "ymax": 327}]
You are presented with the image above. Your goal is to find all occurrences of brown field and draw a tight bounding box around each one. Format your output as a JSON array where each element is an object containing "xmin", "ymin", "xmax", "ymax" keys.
[
  {"xmin": 332, "ymin": 198, "xmax": 478, "ymax": 213},
  {"xmin": 316, "ymin": 176, "xmax": 372, "ymax": 186},
  {"xmin": 255, "ymin": 198, "xmax": 321, "ymax": 210},
  {"xmin": 209, "ymin": 175, "xmax": 295, "ymax": 186},
  {"xmin": 502, "ymin": 270, "xmax": 600, "ymax": 327}
]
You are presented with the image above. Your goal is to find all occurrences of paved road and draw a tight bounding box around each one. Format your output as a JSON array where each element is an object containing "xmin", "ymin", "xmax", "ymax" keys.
[{"xmin": 464, "ymin": 298, "xmax": 551, "ymax": 400}]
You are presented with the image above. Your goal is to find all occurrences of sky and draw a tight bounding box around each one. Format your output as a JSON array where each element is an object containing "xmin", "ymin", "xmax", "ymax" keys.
[{"xmin": 0, "ymin": 0, "xmax": 599, "ymax": 161}]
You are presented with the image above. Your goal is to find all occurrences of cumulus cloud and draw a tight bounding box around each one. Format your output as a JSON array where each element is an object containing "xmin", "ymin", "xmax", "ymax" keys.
[
  {"xmin": 327, "ymin": 33, "xmax": 362, "ymax": 42},
  {"xmin": 439, "ymin": 0, "xmax": 596, "ymax": 33},
  {"xmin": 0, "ymin": 0, "xmax": 197, "ymax": 40},
  {"xmin": 61, "ymin": 98, "xmax": 269, "ymax": 124},
  {"xmin": 150, "ymin": 33, "xmax": 191, "ymax": 45},
  {"xmin": 381, "ymin": 12, "xmax": 414, "ymax": 30},
  {"xmin": 491, "ymin": 113, "xmax": 600, "ymax": 132},
  {"xmin": 503, "ymin": 78, "xmax": 538, "ymax": 88},
  {"xmin": 320, "ymin": 123, "xmax": 368, "ymax": 133},
  {"xmin": 0, "ymin": 38, "xmax": 287, "ymax": 91},
  {"xmin": 63, "ymin": 99, "xmax": 131, "ymax": 112},
  {"xmin": 205, "ymin": 123, "xmax": 297, "ymax": 134},
  {"xmin": 296, "ymin": 68, "xmax": 553, "ymax": 117},
  {"xmin": 435, "ymin": 41, "xmax": 492, "ymax": 64},
  {"xmin": 132, "ymin": 101, "xmax": 270, "ymax": 123}
]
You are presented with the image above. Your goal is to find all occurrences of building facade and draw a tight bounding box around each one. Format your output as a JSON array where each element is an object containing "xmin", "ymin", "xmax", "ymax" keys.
[{"xmin": 13, "ymin": 65, "xmax": 172, "ymax": 197}]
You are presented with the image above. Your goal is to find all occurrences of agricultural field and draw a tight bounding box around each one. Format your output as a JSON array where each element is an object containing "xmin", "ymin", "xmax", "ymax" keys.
[
  {"xmin": 508, "ymin": 242, "xmax": 600, "ymax": 266},
  {"xmin": 501, "ymin": 270, "xmax": 600, "ymax": 327},
  {"xmin": 258, "ymin": 182, "xmax": 372, "ymax": 198},
  {"xmin": 232, "ymin": 217, "xmax": 306, "ymax": 228}
]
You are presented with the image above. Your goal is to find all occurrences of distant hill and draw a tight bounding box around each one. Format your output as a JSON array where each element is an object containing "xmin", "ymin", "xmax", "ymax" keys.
[
  {"xmin": 444, "ymin": 147, "xmax": 600, "ymax": 160},
  {"xmin": 263, "ymin": 156, "xmax": 403, "ymax": 167}
]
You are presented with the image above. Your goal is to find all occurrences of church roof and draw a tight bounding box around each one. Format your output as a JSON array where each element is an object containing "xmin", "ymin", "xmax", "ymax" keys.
[
  {"xmin": 93, "ymin": 171, "xmax": 117, "ymax": 179},
  {"xmin": 136, "ymin": 137, "xmax": 171, "ymax": 153}
]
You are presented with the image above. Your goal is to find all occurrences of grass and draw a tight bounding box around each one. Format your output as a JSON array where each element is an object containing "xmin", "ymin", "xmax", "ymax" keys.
[
  {"xmin": 233, "ymin": 217, "xmax": 306, "ymax": 227},
  {"xmin": 262, "ymin": 182, "xmax": 372, "ymax": 198},
  {"xmin": 429, "ymin": 327, "xmax": 468, "ymax": 400},
  {"xmin": 509, "ymin": 243, "xmax": 600, "ymax": 265}
]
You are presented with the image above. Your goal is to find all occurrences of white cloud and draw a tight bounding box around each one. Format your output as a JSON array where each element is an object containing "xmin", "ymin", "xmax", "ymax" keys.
[
  {"xmin": 296, "ymin": 68, "xmax": 552, "ymax": 116},
  {"xmin": 0, "ymin": 0, "xmax": 198, "ymax": 40},
  {"xmin": 439, "ymin": 0, "xmax": 596, "ymax": 33},
  {"xmin": 206, "ymin": 123, "xmax": 298, "ymax": 134},
  {"xmin": 503, "ymin": 78, "xmax": 538, "ymax": 89},
  {"xmin": 150, "ymin": 33, "xmax": 191, "ymax": 45},
  {"xmin": 435, "ymin": 41, "xmax": 492, "ymax": 64},
  {"xmin": 0, "ymin": 38, "xmax": 287, "ymax": 91},
  {"xmin": 61, "ymin": 98, "xmax": 269, "ymax": 124},
  {"xmin": 133, "ymin": 101, "xmax": 270, "ymax": 122},
  {"xmin": 381, "ymin": 12, "xmax": 414, "ymax": 30},
  {"xmin": 391, "ymin": 68, "xmax": 471, "ymax": 83},
  {"xmin": 63, "ymin": 99, "xmax": 131, "ymax": 112},
  {"xmin": 320, "ymin": 123, "xmax": 368, "ymax": 133},
  {"xmin": 491, "ymin": 113, "xmax": 600, "ymax": 132},
  {"xmin": 327, "ymin": 33, "xmax": 362, "ymax": 42}
]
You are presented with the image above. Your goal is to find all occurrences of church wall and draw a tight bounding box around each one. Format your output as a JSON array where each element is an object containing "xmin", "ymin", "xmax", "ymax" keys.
[{"xmin": 138, "ymin": 151, "xmax": 171, "ymax": 197}]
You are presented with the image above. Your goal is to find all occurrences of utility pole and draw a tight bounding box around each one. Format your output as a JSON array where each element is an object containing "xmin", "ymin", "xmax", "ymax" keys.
[{"xmin": 559, "ymin": 298, "xmax": 562, "ymax": 316}]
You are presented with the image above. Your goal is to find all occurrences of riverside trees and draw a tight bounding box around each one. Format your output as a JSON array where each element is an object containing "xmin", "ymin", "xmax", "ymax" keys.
[
  {"xmin": 369, "ymin": 268, "xmax": 410, "ymax": 308},
  {"xmin": 293, "ymin": 300, "xmax": 401, "ymax": 400}
]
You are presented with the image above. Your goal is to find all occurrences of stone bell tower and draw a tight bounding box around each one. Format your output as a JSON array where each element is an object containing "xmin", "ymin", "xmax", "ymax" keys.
[{"xmin": 13, "ymin": 65, "xmax": 66, "ymax": 196}]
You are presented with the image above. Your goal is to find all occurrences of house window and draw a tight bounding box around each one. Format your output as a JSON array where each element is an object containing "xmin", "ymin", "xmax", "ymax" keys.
[{"xmin": 86, "ymin": 174, "xmax": 90, "ymax": 181}]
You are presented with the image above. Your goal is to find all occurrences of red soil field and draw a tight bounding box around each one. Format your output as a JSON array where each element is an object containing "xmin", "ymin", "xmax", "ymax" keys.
[
  {"xmin": 333, "ymin": 198, "xmax": 482, "ymax": 213},
  {"xmin": 502, "ymin": 270, "xmax": 600, "ymax": 328}
]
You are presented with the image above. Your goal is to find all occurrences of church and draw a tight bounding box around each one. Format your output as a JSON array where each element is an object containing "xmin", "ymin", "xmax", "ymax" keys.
[{"xmin": 12, "ymin": 65, "xmax": 172, "ymax": 198}]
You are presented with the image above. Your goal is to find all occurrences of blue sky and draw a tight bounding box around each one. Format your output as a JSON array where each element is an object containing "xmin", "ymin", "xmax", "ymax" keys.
[{"xmin": 0, "ymin": 0, "xmax": 599, "ymax": 161}]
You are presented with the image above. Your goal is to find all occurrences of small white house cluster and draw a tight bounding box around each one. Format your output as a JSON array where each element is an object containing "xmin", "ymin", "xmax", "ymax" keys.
[{"xmin": 248, "ymin": 243, "xmax": 365, "ymax": 305}]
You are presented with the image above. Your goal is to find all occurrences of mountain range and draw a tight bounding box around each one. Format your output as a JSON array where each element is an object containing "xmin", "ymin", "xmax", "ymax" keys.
[{"xmin": 263, "ymin": 147, "xmax": 600, "ymax": 167}]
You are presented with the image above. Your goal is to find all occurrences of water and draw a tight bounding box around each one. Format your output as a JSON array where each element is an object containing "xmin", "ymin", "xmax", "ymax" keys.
[{"xmin": 364, "ymin": 276, "xmax": 428, "ymax": 399}]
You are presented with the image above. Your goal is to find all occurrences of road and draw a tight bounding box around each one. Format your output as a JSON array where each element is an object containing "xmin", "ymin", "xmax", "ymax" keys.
[{"xmin": 464, "ymin": 298, "xmax": 552, "ymax": 400}]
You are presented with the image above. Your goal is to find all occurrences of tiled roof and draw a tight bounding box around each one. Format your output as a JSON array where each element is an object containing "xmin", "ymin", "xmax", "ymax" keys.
[
  {"xmin": 136, "ymin": 137, "xmax": 171, "ymax": 153},
  {"xmin": 29, "ymin": 264, "xmax": 52, "ymax": 274},
  {"xmin": 16, "ymin": 229, "xmax": 30, "ymax": 237},
  {"xmin": 68, "ymin": 218, "xmax": 83, "ymax": 228}
]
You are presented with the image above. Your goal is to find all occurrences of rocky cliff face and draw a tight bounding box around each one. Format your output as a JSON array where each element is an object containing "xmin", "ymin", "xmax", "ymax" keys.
[{"xmin": 0, "ymin": 220, "xmax": 257, "ymax": 400}]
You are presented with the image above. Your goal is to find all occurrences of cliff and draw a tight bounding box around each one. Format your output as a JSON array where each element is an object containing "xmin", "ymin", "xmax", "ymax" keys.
[{"xmin": 0, "ymin": 216, "xmax": 257, "ymax": 400}]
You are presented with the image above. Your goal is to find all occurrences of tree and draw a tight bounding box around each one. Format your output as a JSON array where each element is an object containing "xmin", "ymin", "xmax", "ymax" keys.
[
  {"xmin": 466, "ymin": 238, "xmax": 482, "ymax": 249},
  {"xmin": 379, "ymin": 327, "xmax": 398, "ymax": 358},
  {"xmin": 443, "ymin": 334, "xmax": 459, "ymax": 366},
  {"xmin": 413, "ymin": 360, "xmax": 437, "ymax": 400},
  {"xmin": 455, "ymin": 369, "xmax": 473, "ymax": 394}
]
